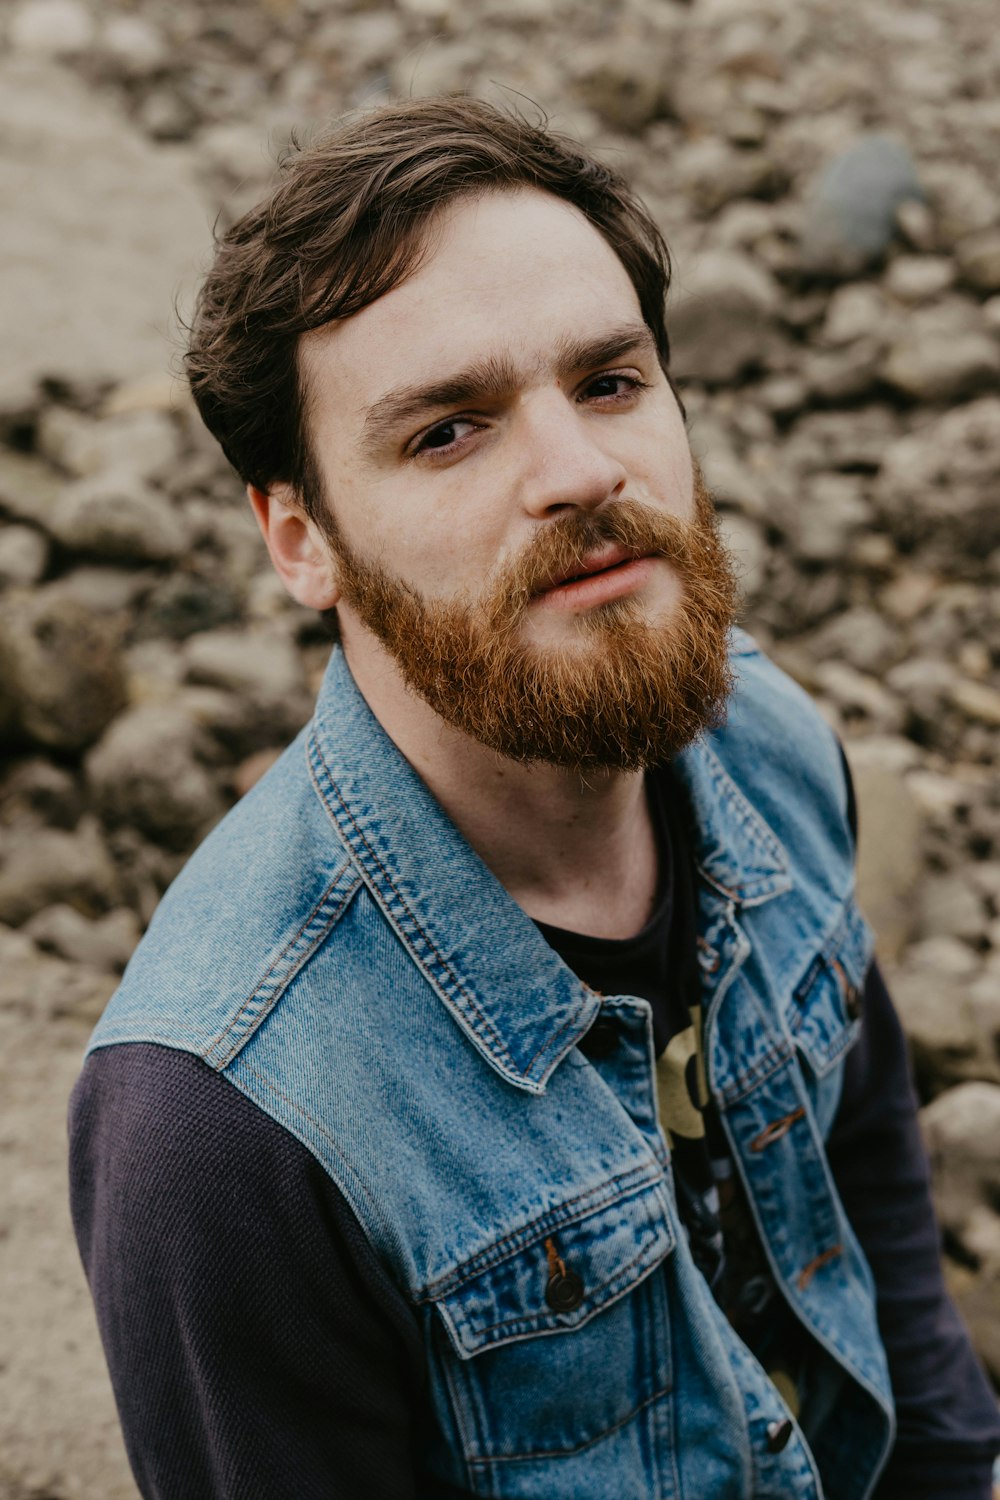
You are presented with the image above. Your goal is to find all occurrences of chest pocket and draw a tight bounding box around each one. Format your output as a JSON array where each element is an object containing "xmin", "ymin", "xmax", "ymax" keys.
[
  {"xmin": 785, "ymin": 899, "xmax": 871, "ymax": 1081},
  {"xmin": 428, "ymin": 1174, "xmax": 675, "ymax": 1489}
]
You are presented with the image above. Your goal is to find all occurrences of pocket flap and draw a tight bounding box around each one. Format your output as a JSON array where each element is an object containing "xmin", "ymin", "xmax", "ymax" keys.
[
  {"xmin": 435, "ymin": 1175, "xmax": 675, "ymax": 1360},
  {"xmin": 786, "ymin": 900, "xmax": 873, "ymax": 1077}
]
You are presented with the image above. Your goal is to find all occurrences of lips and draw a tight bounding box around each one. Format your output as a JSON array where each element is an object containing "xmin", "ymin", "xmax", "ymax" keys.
[{"xmin": 537, "ymin": 544, "xmax": 646, "ymax": 595}]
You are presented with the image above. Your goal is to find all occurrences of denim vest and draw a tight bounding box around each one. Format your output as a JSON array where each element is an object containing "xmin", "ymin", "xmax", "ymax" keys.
[{"xmin": 87, "ymin": 630, "xmax": 894, "ymax": 1499}]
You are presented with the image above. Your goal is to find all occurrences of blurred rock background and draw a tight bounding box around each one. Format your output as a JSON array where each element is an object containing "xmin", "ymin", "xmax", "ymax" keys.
[{"xmin": 1, "ymin": 0, "xmax": 999, "ymax": 1493}]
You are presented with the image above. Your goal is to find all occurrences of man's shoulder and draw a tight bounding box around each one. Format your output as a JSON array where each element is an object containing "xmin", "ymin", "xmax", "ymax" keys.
[
  {"xmin": 676, "ymin": 627, "xmax": 855, "ymax": 893},
  {"xmin": 720, "ymin": 627, "xmax": 846, "ymax": 793},
  {"xmin": 86, "ymin": 722, "xmax": 363, "ymax": 1063}
]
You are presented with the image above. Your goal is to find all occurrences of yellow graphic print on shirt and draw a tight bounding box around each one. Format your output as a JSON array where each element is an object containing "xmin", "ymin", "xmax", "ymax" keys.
[{"xmin": 655, "ymin": 1003, "xmax": 709, "ymax": 1144}]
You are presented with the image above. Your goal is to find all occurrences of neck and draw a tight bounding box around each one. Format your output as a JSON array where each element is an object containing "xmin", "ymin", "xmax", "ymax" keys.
[{"xmin": 340, "ymin": 633, "xmax": 660, "ymax": 940}]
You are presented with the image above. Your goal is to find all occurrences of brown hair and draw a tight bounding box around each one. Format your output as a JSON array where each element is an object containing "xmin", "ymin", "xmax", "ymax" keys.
[{"xmin": 185, "ymin": 95, "xmax": 673, "ymax": 517}]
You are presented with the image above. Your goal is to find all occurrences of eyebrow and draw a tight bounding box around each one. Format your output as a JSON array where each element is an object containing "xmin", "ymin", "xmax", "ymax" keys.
[{"xmin": 359, "ymin": 320, "xmax": 657, "ymax": 459}]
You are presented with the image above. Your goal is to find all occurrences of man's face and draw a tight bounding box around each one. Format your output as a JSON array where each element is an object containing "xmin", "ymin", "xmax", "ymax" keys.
[{"xmin": 298, "ymin": 187, "xmax": 737, "ymax": 769}]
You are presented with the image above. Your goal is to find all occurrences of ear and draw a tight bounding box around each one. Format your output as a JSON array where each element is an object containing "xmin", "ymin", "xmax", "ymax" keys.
[{"xmin": 247, "ymin": 483, "xmax": 341, "ymax": 611}]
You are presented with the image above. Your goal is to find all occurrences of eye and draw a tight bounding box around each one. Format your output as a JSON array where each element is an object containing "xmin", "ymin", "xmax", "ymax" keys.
[
  {"xmin": 411, "ymin": 417, "xmax": 480, "ymax": 458},
  {"xmin": 581, "ymin": 372, "xmax": 648, "ymax": 403}
]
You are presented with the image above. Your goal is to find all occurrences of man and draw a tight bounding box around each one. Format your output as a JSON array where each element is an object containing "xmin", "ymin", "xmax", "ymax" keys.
[{"xmin": 69, "ymin": 98, "xmax": 1000, "ymax": 1499}]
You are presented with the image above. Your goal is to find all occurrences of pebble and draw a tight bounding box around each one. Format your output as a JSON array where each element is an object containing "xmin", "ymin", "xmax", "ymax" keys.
[
  {"xmin": 0, "ymin": 524, "xmax": 48, "ymax": 586},
  {"xmin": 8, "ymin": 0, "xmax": 95, "ymax": 55},
  {"xmin": 0, "ymin": 585, "xmax": 126, "ymax": 751},
  {"xmin": 881, "ymin": 312, "xmax": 1000, "ymax": 402},
  {"xmin": 48, "ymin": 472, "xmax": 189, "ymax": 563},
  {"xmin": 669, "ymin": 250, "xmax": 779, "ymax": 384},
  {"xmin": 37, "ymin": 408, "xmax": 179, "ymax": 483},
  {"xmin": 24, "ymin": 903, "xmax": 141, "ymax": 973},
  {"xmin": 800, "ymin": 134, "xmax": 924, "ymax": 277},
  {"xmin": 955, "ymin": 229, "xmax": 1000, "ymax": 294},
  {"xmin": 883, "ymin": 254, "xmax": 956, "ymax": 303},
  {"xmin": 0, "ymin": 819, "xmax": 119, "ymax": 927},
  {"xmin": 917, "ymin": 872, "xmax": 988, "ymax": 946},
  {"xmin": 85, "ymin": 704, "xmax": 226, "ymax": 851}
]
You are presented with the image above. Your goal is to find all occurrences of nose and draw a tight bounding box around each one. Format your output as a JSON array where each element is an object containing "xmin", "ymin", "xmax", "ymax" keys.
[{"xmin": 516, "ymin": 392, "xmax": 628, "ymax": 518}]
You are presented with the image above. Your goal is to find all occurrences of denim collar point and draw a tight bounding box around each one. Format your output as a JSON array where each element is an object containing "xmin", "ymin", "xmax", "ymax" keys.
[{"xmin": 308, "ymin": 648, "xmax": 601, "ymax": 1092}]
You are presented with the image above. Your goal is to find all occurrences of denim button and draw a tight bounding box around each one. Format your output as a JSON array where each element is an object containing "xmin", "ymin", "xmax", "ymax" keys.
[
  {"xmin": 545, "ymin": 1267, "xmax": 584, "ymax": 1312},
  {"xmin": 765, "ymin": 1418, "xmax": 794, "ymax": 1453},
  {"xmin": 579, "ymin": 1018, "xmax": 620, "ymax": 1060}
]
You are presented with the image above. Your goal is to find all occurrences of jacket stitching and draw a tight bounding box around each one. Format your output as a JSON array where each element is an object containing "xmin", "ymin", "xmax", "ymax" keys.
[
  {"xmin": 308, "ymin": 732, "xmax": 589, "ymax": 1082},
  {"xmin": 236, "ymin": 1058, "xmax": 384, "ymax": 1219},
  {"xmin": 465, "ymin": 1381, "xmax": 673, "ymax": 1466},
  {"xmin": 459, "ymin": 1232, "xmax": 663, "ymax": 1339},
  {"xmin": 421, "ymin": 1166, "xmax": 666, "ymax": 1298},
  {"xmin": 201, "ymin": 863, "xmax": 361, "ymax": 1067}
]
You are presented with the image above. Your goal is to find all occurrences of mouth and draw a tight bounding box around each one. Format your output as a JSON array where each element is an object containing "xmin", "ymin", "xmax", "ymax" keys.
[
  {"xmin": 535, "ymin": 545, "xmax": 649, "ymax": 596},
  {"xmin": 531, "ymin": 545, "xmax": 658, "ymax": 613}
]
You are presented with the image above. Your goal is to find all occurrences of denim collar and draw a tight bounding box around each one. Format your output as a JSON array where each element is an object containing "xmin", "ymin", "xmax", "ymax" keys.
[{"xmin": 308, "ymin": 645, "xmax": 788, "ymax": 1093}]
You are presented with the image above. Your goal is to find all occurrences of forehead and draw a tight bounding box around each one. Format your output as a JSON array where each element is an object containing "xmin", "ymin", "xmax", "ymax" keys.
[{"xmin": 300, "ymin": 188, "xmax": 644, "ymax": 412}]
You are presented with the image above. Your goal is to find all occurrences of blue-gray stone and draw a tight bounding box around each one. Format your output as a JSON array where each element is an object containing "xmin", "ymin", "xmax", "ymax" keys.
[{"xmin": 801, "ymin": 134, "xmax": 924, "ymax": 276}]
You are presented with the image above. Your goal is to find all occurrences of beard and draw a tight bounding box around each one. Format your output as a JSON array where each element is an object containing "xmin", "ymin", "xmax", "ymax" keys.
[{"xmin": 318, "ymin": 463, "xmax": 738, "ymax": 772}]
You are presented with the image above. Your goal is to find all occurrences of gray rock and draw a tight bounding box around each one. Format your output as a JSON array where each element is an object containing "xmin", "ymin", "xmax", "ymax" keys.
[
  {"xmin": 955, "ymin": 230, "xmax": 1000, "ymax": 294},
  {"xmin": 0, "ymin": 925, "xmax": 116, "ymax": 1022},
  {"xmin": 183, "ymin": 628, "xmax": 311, "ymax": 751},
  {"xmin": 949, "ymin": 679, "xmax": 1000, "ymax": 729},
  {"xmin": 24, "ymin": 903, "xmax": 140, "ymax": 973},
  {"xmin": 0, "ymin": 524, "xmax": 48, "ymax": 586},
  {"xmin": 85, "ymin": 704, "xmax": 226, "ymax": 851},
  {"xmin": 0, "ymin": 57, "xmax": 210, "ymax": 412},
  {"xmin": 0, "ymin": 819, "xmax": 119, "ymax": 927},
  {"xmin": 0, "ymin": 449, "xmax": 60, "ymax": 529},
  {"xmin": 784, "ymin": 474, "xmax": 871, "ymax": 564},
  {"xmin": 8, "ymin": 0, "xmax": 94, "ymax": 55},
  {"xmin": 881, "ymin": 306, "xmax": 1000, "ymax": 402},
  {"xmin": 48, "ymin": 471, "xmax": 189, "ymax": 563},
  {"xmin": 0, "ymin": 584, "xmax": 126, "ymax": 751},
  {"xmin": 806, "ymin": 607, "xmax": 899, "ymax": 675},
  {"xmin": 57, "ymin": 565, "xmax": 155, "ymax": 614},
  {"xmin": 802, "ymin": 339, "xmax": 884, "ymax": 403},
  {"xmin": 819, "ymin": 284, "xmax": 892, "ymax": 347},
  {"xmin": 37, "ymin": 408, "xmax": 179, "ymax": 483},
  {"xmin": 138, "ymin": 571, "xmax": 244, "ymax": 641},
  {"xmin": 917, "ymin": 872, "xmax": 989, "ymax": 945},
  {"xmin": 571, "ymin": 33, "xmax": 671, "ymax": 133},
  {"xmin": 877, "ymin": 397, "xmax": 1000, "ymax": 551},
  {"xmin": 843, "ymin": 737, "xmax": 923, "ymax": 959},
  {"xmin": 668, "ymin": 251, "xmax": 779, "ymax": 384},
  {"xmin": 921, "ymin": 1082, "xmax": 1000, "ymax": 1239},
  {"xmin": 96, "ymin": 14, "xmax": 168, "ymax": 77},
  {"xmin": 922, "ymin": 162, "xmax": 1000, "ymax": 247},
  {"xmin": 0, "ymin": 757, "xmax": 81, "ymax": 831},
  {"xmin": 884, "ymin": 255, "xmax": 956, "ymax": 303},
  {"xmin": 812, "ymin": 662, "xmax": 905, "ymax": 735},
  {"xmin": 891, "ymin": 965, "xmax": 994, "ymax": 1097},
  {"xmin": 800, "ymin": 135, "xmax": 924, "ymax": 277},
  {"xmin": 675, "ymin": 138, "xmax": 783, "ymax": 217}
]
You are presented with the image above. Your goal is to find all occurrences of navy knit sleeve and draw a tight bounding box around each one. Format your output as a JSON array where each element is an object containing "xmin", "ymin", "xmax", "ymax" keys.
[
  {"xmin": 68, "ymin": 1043, "xmax": 427, "ymax": 1500},
  {"xmin": 829, "ymin": 962, "xmax": 1000, "ymax": 1500}
]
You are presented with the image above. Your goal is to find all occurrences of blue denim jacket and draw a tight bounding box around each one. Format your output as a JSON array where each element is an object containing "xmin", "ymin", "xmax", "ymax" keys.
[{"xmin": 87, "ymin": 629, "xmax": 894, "ymax": 1499}]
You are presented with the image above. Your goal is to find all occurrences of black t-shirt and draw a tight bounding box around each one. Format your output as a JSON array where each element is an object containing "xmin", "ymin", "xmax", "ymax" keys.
[{"xmin": 536, "ymin": 767, "xmax": 801, "ymax": 1394}]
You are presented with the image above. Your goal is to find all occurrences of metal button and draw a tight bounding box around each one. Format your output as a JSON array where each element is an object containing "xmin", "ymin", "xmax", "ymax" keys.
[
  {"xmin": 579, "ymin": 1018, "xmax": 620, "ymax": 1060},
  {"xmin": 845, "ymin": 983, "xmax": 863, "ymax": 1021},
  {"xmin": 545, "ymin": 1266, "xmax": 585, "ymax": 1313},
  {"xmin": 765, "ymin": 1418, "xmax": 794, "ymax": 1453}
]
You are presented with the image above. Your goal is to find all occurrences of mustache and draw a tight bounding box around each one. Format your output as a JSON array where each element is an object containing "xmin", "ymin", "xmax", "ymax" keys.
[{"xmin": 484, "ymin": 498, "xmax": 711, "ymax": 623}]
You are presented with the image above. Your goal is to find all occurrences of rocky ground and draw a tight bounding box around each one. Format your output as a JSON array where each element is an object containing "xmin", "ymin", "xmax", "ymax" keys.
[{"xmin": 1, "ymin": 0, "xmax": 999, "ymax": 1494}]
